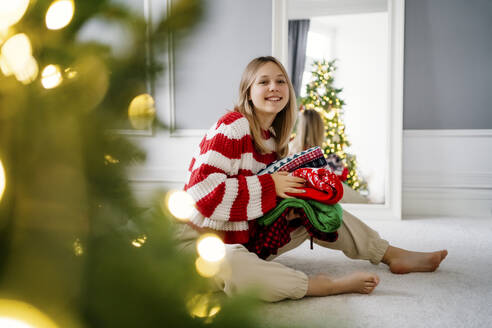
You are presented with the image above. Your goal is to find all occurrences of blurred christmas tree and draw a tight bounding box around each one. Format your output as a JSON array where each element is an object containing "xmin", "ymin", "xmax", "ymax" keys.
[
  {"xmin": 0, "ymin": 1, "xmax": 277, "ymax": 327},
  {"xmin": 300, "ymin": 59, "xmax": 368, "ymax": 193}
]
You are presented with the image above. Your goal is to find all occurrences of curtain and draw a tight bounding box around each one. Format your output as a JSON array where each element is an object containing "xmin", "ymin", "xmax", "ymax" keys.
[{"xmin": 288, "ymin": 19, "xmax": 310, "ymax": 98}]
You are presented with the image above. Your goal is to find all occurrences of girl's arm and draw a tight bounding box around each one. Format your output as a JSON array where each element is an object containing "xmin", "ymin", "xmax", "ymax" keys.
[
  {"xmin": 185, "ymin": 115, "xmax": 277, "ymax": 222},
  {"xmin": 186, "ymin": 160, "xmax": 277, "ymax": 222}
]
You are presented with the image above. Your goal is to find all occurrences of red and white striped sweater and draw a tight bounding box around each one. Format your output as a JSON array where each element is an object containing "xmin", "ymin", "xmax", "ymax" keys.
[{"xmin": 184, "ymin": 111, "xmax": 278, "ymax": 244}]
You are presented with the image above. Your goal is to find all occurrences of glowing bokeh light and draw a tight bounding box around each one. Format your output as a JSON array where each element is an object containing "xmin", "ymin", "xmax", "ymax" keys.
[
  {"xmin": 0, "ymin": 160, "xmax": 5, "ymax": 202},
  {"xmin": 0, "ymin": 318, "xmax": 33, "ymax": 328},
  {"xmin": 41, "ymin": 64, "xmax": 62, "ymax": 89},
  {"xmin": 195, "ymin": 257, "xmax": 220, "ymax": 278},
  {"xmin": 15, "ymin": 56, "xmax": 38, "ymax": 84},
  {"xmin": 64, "ymin": 67, "xmax": 77, "ymax": 79},
  {"xmin": 45, "ymin": 0, "xmax": 75, "ymax": 30},
  {"xmin": 196, "ymin": 234, "xmax": 225, "ymax": 262},
  {"xmin": 1, "ymin": 33, "xmax": 32, "ymax": 76},
  {"xmin": 0, "ymin": 0, "xmax": 30, "ymax": 30},
  {"xmin": 131, "ymin": 235, "xmax": 147, "ymax": 248},
  {"xmin": 0, "ymin": 55, "xmax": 12, "ymax": 76},
  {"xmin": 187, "ymin": 294, "xmax": 221, "ymax": 319},
  {"xmin": 0, "ymin": 299, "xmax": 58, "ymax": 328},
  {"xmin": 104, "ymin": 154, "xmax": 119, "ymax": 165},
  {"xmin": 73, "ymin": 238, "xmax": 83, "ymax": 256},
  {"xmin": 166, "ymin": 190, "xmax": 194, "ymax": 221},
  {"xmin": 128, "ymin": 93, "xmax": 156, "ymax": 130}
]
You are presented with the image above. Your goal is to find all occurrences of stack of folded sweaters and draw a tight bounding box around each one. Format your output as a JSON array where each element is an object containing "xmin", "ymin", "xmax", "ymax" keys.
[{"xmin": 244, "ymin": 149, "xmax": 345, "ymax": 259}]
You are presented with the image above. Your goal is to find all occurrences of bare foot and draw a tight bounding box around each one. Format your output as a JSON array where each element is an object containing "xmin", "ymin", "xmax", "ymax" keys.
[
  {"xmin": 383, "ymin": 246, "xmax": 448, "ymax": 274},
  {"xmin": 306, "ymin": 272, "xmax": 379, "ymax": 297}
]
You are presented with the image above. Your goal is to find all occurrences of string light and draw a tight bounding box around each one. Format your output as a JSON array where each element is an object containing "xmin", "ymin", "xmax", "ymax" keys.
[
  {"xmin": 64, "ymin": 67, "xmax": 77, "ymax": 79},
  {"xmin": 0, "ymin": 159, "xmax": 5, "ymax": 202},
  {"xmin": 45, "ymin": 0, "xmax": 75, "ymax": 30},
  {"xmin": 187, "ymin": 294, "xmax": 221, "ymax": 321},
  {"xmin": 165, "ymin": 190, "xmax": 194, "ymax": 221},
  {"xmin": 41, "ymin": 64, "xmax": 62, "ymax": 89},
  {"xmin": 0, "ymin": 55, "xmax": 11, "ymax": 76},
  {"xmin": 16, "ymin": 57, "xmax": 38, "ymax": 84},
  {"xmin": 0, "ymin": 318, "xmax": 33, "ymax": 328},
  {"xmin": 196, "ymin": 234, "xmax": 225, "ymax": 262},
  {"xmin": 0, "ymin": 0, "xmax": 30, "ymax": 30},
  {"xmin": 0, "ymin": 299, "xmax": 58, "ymax": 328},
  {"xmin": 0, "ymin": 33, "xmax": 38, "ymax": 84},
  {"xmin": 73, "ymin": 238, "xmax": 83, "ymax": 256},
  {"xmin": 131, "ymin": 235, "xmax": 147, "ymax": 248},
  {"xmin": 195, "ymin": 257, "xmax": 220, "ymax": 278},
  {"xmin": 104, "ymin": 154, "xmax": 119, "ymax": 165}
]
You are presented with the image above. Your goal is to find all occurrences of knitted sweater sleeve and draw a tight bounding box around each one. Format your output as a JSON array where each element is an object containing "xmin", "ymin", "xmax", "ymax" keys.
[{"xmin": 184, "ymin": 114, "xmax": 277, "ymax": 222}]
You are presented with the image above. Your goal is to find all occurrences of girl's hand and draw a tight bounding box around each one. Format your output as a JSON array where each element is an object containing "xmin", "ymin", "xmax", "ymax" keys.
[
  {"xmin": 271, "ymin": 171, "xmax": 306, "ymax": 198},
  {"xmin": 285, "ymin": 208, "xmax": 301, "ymax": 221}
]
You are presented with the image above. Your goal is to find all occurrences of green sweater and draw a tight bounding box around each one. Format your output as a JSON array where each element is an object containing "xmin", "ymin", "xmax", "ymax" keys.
[{"xmin": 257, "ymin": 198, "xmax": 342, "ymax": 233}]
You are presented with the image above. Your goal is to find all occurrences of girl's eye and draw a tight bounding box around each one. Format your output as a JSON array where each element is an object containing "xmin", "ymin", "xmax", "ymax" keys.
[
  {"xmin": 258, "ymin": 81, "xmax": 267, "ymax": 85},
  {"xmin": 277, "ymin": 80, "xmax": 286, "ymax": 84}
]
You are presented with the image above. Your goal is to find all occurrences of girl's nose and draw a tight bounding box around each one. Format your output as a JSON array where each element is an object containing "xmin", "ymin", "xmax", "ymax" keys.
[{"xmin": 269, "ymin": 82, "xmax": 279, "ymax": 91}]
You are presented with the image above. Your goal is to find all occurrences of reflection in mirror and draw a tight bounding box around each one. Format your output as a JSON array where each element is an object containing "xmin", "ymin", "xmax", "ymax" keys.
[{"xmin": 288, "ymin": 2, "xmax": 388, "ymax": 204}]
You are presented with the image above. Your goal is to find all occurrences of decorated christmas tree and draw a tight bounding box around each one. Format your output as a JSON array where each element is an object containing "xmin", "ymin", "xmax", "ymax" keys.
[
  {"xmin": 300, "ymin": 59, "xmax": 368, "ymax": 193},
  {"xmin": 0, "ymin": 1, "xmax": 287, "ymax": 327}
]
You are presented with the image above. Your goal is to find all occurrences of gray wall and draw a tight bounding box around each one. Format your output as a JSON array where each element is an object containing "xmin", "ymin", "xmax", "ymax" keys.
[
  {"xmin": 173, "ymin": 0, "xmax": 272, "ymax": 130},
  {"xmin": 403, "ymin": 0, "xmax": 492, "ymax": 129}
]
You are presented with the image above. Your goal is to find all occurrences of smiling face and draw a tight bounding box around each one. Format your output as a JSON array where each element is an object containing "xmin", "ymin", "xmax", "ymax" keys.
[{"xmin": 249, "ymin": 61, "xmax": 290, "ymax": 126}]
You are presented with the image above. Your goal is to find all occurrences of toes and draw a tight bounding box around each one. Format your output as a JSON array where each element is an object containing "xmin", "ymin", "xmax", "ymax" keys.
[
  {"xmin": 367, "ymin": 274, "xmax": 380, "ymax": 285},
  {"xmin": 431, "ymin": 253, "xmax": 442, "ymax": 270}
]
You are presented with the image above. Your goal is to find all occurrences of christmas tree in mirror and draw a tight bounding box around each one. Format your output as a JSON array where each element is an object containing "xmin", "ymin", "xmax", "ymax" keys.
[
  {"xmin": 300, "ymin": 59, "xmax": 368, "ymax": 194},
  {"xmin": 0, "ymin": 1, "xmax": 288, "ymax": 327}
]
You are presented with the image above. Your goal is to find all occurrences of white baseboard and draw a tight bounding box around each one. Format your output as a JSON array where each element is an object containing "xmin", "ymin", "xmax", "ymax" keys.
[{"xmin": 402, "ymin": 129, "xmax": 492, "ymax": 218}]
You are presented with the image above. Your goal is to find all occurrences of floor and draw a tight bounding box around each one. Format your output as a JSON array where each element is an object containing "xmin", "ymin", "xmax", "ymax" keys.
[{"xmin": 258, "ymin": 217, "xmax": 492, "ymax": 328}]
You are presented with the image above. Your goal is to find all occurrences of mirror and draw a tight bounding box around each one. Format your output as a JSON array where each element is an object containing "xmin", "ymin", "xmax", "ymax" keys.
[{"xmin": 273, "ymin": 0, "xmax": 403, "ymax": 219}]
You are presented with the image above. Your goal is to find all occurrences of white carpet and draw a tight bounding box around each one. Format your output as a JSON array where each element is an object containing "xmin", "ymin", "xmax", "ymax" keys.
[{"xmin": 258, "ymin": 217, "xmax": 492, "ymax": 328}]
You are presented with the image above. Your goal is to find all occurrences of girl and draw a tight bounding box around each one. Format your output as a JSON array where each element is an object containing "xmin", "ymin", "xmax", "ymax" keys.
[
  {"xmin": 290, "ymin": 107, "xmax": 325, "ymax": 153},
  {"xmin": 177, "ymin": 56, "xmax": 447, "ymax": 302},
  {"xmin": 290, "ymin": 108, "xmax": 369, "ymax": 204}
]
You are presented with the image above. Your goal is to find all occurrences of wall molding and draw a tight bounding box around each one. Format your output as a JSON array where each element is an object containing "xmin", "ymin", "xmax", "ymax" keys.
[
  {"xmin": 403, "ymin": 129, "xmax": 492, "ymax": 218},
  {"xmin": 404, "ymin": 129, "xmax": 492, "ymax": 138},
  {"xmin": 111, "ymin": 0, "xmax": 154, "ymax": 137},
  {"xmin": 130, "ymin": 129, "xmax": 492, "ymax": 218},
  {"xmin": 287, "ymin": 0, "xmax": 387, "ymax": 19},
  {"xmin": 272, "ymin": 0, "xmax": 288, "ymax": 66}
]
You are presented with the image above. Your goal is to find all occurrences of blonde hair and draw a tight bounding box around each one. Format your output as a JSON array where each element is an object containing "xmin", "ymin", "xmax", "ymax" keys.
[
  {"xmin": 291, "ymin": 109, "xmax": 325, "ymax": 153},
  {"xmin": 235, "ymin": 56, "xmax": 297, "ymax": 158}
]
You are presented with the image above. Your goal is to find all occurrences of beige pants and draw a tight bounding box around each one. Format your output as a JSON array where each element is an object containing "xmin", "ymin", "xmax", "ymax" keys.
[{"xmin": 175, "ymin": 210, "xmax": 389, "ymax": 302}]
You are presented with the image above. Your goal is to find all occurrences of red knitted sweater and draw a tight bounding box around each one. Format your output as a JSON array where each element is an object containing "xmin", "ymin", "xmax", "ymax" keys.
[{"xmin": 184, "ymin": 111, "xmax": 278, "ymax": 244}]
